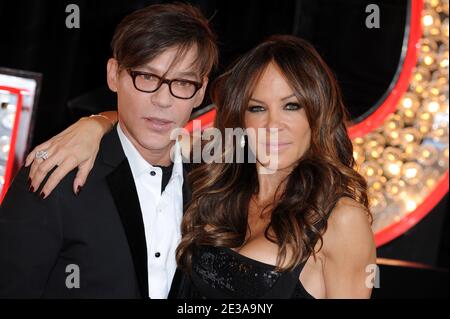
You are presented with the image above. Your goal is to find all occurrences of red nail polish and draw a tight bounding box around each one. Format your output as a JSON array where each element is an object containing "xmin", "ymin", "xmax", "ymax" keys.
[
  {"xmin": 29, "ymin": 185, "xmax": 34, "ymax": 193},
  {"xmin": 76, "ymin": 185, "xmax": 82, "ymax": 196},
  {"xmin": 40, "ymin": 192, "xmax": 45, "ymax": 199}
]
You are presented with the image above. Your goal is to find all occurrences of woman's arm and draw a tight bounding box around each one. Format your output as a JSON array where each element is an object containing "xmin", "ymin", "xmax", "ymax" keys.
[
  {"xmin": 26, "ymin": 111, "xmax": 118, "ymax": 198},
  {"xmin": 321, "ymin": 197, "xmax": 377, "ymax": 299}
]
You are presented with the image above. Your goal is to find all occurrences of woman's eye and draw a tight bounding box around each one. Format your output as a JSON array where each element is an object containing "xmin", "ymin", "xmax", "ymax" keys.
[
  {"xmin": 247, "ymin": 105, "xmax": 265, "ymax": 112},
  {"xmin": 285, "ymin": 103, "xmax": 301, "ymax": 110}
]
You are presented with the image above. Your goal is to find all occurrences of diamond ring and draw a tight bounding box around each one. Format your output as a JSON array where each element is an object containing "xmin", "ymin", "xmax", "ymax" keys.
[{"xmin": 35, "ymin": 150, "xmax": 50, "ymax": 160}]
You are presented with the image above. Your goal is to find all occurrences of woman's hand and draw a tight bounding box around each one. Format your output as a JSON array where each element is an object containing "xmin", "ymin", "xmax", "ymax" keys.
[{"xmin": 25, "ymin": 112, "xmax": 117, "ymax": 198}]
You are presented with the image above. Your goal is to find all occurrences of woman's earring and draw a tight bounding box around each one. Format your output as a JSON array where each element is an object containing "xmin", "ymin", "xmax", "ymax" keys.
[{"xmin": 240, "ymin": 135, "xmax": 246, "ymax": 148}]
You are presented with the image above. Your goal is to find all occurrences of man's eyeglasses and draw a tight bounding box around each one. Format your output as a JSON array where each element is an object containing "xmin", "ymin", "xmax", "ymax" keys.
[{"xmin": 127, "ymin": 69, "xmax": 202, "ymax": 100}]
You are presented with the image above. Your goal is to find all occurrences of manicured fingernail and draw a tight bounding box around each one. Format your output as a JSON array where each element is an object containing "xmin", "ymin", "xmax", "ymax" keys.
[
  {"xmin": 29, "ymin": 185, "xmax": 34, "ymax": 193},
  {"xmin": 76, "ymin": 185, "xmax": 82, "ymax": 196},
  {"xmin": 40, "ymin": 192, "xmax": 45, "ymax": 199}
]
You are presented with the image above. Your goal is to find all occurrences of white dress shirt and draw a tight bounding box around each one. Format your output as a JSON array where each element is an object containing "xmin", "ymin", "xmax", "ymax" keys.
[{"xmin": 117, "ymin": 124, "xmax": 184, "ymax": 299}]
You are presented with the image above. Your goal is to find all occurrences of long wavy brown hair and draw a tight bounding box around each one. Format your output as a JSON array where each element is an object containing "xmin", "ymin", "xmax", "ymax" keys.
[{"xmin": 176, "ymin": 35, "xmax": 371, "ymax": 272}]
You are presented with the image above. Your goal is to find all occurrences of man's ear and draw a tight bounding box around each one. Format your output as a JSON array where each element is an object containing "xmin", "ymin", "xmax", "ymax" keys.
[
  {"xmin": 194, "ymin": 76, "xmax": 209, "ymax": 108},
  {"xmin": 107, "ymin": 58, "xmax": 120, "ymax": 92}
]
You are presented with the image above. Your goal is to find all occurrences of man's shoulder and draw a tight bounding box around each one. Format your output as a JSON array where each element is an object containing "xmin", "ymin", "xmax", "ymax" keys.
[{"xmin": 97, "ymin": 125, "xmax": 126, "ymax": 168}]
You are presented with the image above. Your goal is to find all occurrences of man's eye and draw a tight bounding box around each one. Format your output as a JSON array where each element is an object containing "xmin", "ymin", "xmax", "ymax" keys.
[
  {"xmin": 247, "ymin": 105, "xmax": 265, "ymax": 112},
  {"xmin": 141, "ymin": 74, "xmax": 158, "ymax": 81},
  {"xmin": 174, "ymin": 80, "xmax": 193, "ymax": 88},
  {"xmin": 285, "ymin": 103, "xmax": 301, "ymax": 110}
]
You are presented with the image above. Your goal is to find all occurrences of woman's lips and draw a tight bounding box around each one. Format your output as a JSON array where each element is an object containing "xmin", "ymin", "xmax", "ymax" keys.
[
  {"xmin": 143, "ymin": 116, "xmax": 174, "ymax": 132},
  {"xmin": 259, "ymin": 142, "xmax": 292, "ymax": 152}
]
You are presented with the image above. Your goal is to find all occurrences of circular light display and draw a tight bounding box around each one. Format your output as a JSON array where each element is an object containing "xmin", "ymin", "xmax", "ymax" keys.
[
  {"xmin": 351, "ymin": 0, "xmax": 449, "ymax": 246},
  {"xmin": 184, "ymin": 0, "xmax": 449, "ymax": 247}
]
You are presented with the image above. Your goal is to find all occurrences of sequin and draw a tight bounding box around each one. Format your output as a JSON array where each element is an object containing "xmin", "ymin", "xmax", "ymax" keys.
[{"xmin": 188, "ymin": 245, "xmax": 313, "ymax": 299}]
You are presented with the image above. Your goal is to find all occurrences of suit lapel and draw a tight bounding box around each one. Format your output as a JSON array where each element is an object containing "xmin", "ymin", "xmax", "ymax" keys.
[
  {"xmin": 106, "ymin": 160, "xmax": 149, "ymax": 298},
  {"xmin": 100, "ymin": 127, "xmax": 149, "ymax": 298}
]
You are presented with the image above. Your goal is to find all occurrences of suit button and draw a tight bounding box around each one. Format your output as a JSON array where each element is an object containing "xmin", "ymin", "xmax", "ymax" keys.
[
  {"xmin": 155, "ymin": 252, "xmax": 161, "ymax": 258},
  {"xmin": 150, "ymin": 171, "xmax": 156, "ymax": 176}
]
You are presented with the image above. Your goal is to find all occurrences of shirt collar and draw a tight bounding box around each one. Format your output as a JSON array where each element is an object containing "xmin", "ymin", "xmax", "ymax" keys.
[{"xmin": 117, "ymin": 123, "xmax": 183, "ymax": 181}]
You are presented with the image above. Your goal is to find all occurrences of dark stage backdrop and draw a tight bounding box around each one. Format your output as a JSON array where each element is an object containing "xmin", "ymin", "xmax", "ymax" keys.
[
  {"xmin": 0, "ymin": 0, "xmax": 447, "ymax": 273},
  {"xmin": 0, "ymin": 0, "xmax": 406, "ymax": 142}
]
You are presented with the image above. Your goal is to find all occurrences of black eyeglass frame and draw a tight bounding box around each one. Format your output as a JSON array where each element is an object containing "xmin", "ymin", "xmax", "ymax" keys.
[{"xmin": 127, "ymin": 69, "xmax": 203, "ymax": 100}]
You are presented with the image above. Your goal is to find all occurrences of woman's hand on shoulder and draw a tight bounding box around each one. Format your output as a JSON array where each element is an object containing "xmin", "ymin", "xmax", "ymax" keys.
[{"xmin": 25, "ymin": 112, "xmax": 116, "ymax": 198}]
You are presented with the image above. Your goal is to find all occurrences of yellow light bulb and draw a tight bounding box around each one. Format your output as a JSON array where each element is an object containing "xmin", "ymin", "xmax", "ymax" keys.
[
  {"xmin": 424, "ymin": 54, "xmax": 435, "ymax": 65},
  {"xmin": 353, "ymin": 137, "xmax": 364, "ymax": 145},
  {"xmin": 402, "ymin": 97, "xmax": 413, "ymax": 109},
  {"xmin": 389, "ymin": 163, "xmax": 401, "ymax": 175},
  {"xmin": 420, "ymin": 145, "xmax": 439, "ymax": 165},
  {"xmin": 385, "ymin": 178, "xmax": 406, "ymax": 199},
  {"xmin": 423, "ymin": 14, "xmax": 434, "ymax": 27},
  {"xmin": 427, "ymin": 100, "xmax": 440, "ymax": 113},
  {"xmin": 405, "ymin": 199, "xmax": 418, "ymax": 212}
]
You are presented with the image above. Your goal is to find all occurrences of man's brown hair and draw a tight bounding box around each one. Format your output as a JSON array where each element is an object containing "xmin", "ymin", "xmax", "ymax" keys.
[{"xmin": 111, "ymin": 3, "xmax": 218, "ymax": 78}]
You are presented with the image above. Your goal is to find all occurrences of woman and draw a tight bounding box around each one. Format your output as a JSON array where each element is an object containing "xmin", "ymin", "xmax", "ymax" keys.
[{"xmin": 25, "ymin": 35, "xmax": 376, "ymax": 298}]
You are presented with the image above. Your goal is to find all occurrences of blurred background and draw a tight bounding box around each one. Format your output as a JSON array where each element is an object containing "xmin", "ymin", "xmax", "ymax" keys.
[{"xmin": 0, "ymin": 0, "xmax": 448, "ymax": 298}]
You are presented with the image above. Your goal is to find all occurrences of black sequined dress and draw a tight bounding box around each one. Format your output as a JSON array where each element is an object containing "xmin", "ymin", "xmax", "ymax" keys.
[{"xmin": 176, "ymin": 245, "xmax": 314, "ymax": 299}]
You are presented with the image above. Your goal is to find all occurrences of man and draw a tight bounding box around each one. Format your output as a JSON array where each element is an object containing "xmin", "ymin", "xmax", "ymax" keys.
[{"xmin": 0, "ymin": 3, "xmax": 217, "ymax": 298}]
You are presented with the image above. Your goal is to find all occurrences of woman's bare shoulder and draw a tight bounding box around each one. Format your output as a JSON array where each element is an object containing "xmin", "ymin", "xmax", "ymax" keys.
[{"xmin": 322, "ymin": 197, "xmax": 374, "ymax": 258}]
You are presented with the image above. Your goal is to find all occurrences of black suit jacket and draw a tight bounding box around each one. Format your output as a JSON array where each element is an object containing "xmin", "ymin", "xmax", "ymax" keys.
[{"xmin": 0, "ymin": 128, "xmax": 192, "ymax": 298}]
